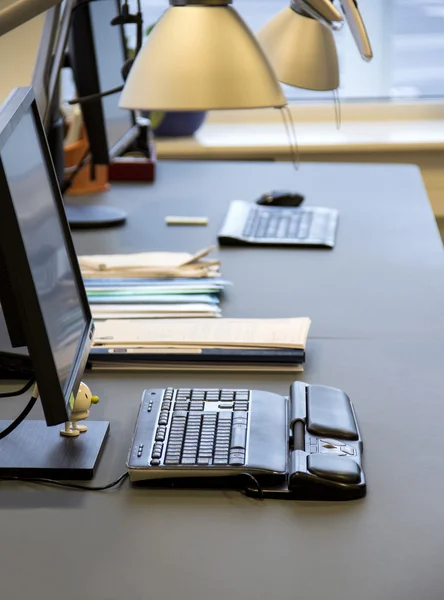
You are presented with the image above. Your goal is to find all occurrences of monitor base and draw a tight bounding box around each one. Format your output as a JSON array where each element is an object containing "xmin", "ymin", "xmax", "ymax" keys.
[
  {"xmin": 65, "ymin": 204, "xmax": 127, "ymax": 229},
  {"xmin": 0, "ymin": 420, "xmax": 110, "ymax": 480}
]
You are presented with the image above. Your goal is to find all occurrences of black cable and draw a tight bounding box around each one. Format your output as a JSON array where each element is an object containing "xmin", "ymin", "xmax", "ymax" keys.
[
  {"xmin": 67, "ymin": 85, "xmax": 124, "ymax": 106},
  {"xmin": 61, "ymin": 146, "xmax": 91, "ymax": 194},
  {"xmin": 240, "ymin": 473, "xmax": 264, "ymax": 500},
  {"xmin": 0, "ymin": 472, "xmax": 129, "ymax": 491},
  {"xmin": 0, "ymin": 377, "xmax": 35, "ymax": 399},
  {"xmin": 0, "ymin": 394, "xmax": 38, "ymax": 441}
]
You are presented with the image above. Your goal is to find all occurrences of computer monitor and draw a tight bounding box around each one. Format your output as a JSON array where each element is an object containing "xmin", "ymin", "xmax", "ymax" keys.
[
  {"xmin": 31, "ymin": 0, "xmax": 133, "ymax": 228},
  {"xmin": 32, "ymin": 0, "xmax": 74, "ymax": 130},
  {"xmin": 89, "ymin": 0, "xmax": 138, "ymax": 159},
  {"xmin": 68, "ymin": 0, "xmax": 138, "ymax": 164},
  {"xmin": 0, "ymin": 86, "xmax": 93, "ymax": 426}
]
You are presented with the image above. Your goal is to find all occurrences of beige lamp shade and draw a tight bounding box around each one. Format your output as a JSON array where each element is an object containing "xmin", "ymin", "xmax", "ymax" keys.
[
  {"xmin": 257, "ymin": 6, "xmax": 339, "ymax": 91},
  {"xmin": 119, "ymin": 5, "xmax": 286, "ymax": 111}
]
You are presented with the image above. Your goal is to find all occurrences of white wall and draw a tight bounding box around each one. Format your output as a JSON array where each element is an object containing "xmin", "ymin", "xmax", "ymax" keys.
[{"xmin": 0, "ymin": 12, "xmax": 44, "ymax": 105}]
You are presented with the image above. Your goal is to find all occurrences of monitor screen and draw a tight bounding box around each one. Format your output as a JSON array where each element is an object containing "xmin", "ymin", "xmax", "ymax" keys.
[
  {"xmin": 0, "ymin": 87, "xmax": 93, "ymax": 425},
  {"xmin": 1, "ymin": 110, "xmax": 86, "ymax": 394}
]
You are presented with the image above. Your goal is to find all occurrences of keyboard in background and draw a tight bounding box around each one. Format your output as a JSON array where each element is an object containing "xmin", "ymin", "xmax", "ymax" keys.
[{"xmin": 218, "ymin": 200, "xmax": 338, "ymax": 248}]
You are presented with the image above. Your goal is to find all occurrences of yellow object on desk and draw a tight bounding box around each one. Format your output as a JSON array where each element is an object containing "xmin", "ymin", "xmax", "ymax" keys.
[
  {"xmin": 93, "ymin": 317, "xmax": 311, "ymax": 349},
  {"xmin": 78, "ymin": 246, "xmax": 219, "ymax": 279},
  {"xmin": 165, "ymin": 216, "xmax": 209, "ymax": 226}
]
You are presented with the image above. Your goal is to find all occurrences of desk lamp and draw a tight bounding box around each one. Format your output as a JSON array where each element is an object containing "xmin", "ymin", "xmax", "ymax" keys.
[
  {"xmin": 121, "ymin": 0, "xmax": 372, "ymax": 109},
  {"xmin": 120, "ymin": 0, "xmax": 286, "ymax": 111},
  {"xmin": 257, "ymin": 0, "xmax": 342, "ymax": 92},
  {"xmin": 257, "ymin": 0, "xmax": 373, "ymax": 92},
  {"xmin": 0, "ymin": 0, "xmax": 59, "ymax": 35}
]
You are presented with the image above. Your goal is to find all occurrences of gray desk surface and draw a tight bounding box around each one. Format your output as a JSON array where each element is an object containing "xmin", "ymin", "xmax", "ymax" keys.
[
  {"xmin": 2, "ymin": 161, "xmax": 444, "ymax": 600},
  {"xmin": 72, "ymin": 161, "xmax": 444, "ymax": 340}
]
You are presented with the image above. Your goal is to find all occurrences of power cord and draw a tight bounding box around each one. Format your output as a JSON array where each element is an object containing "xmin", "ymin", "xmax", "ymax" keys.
[
  {"xmin": 0, "ymin": 472, "xmax": 129, "ymax": 491},
  {"xmin": 0, "ymin": 384, "xmax": 39, "ymax": 441},
  {"xmin": 0, "ymin": 377, "xmax": 35, "ymax": 399},
  {"xmin": 239, "ymin": 473, "xmax": 264, "ymax": 500}
]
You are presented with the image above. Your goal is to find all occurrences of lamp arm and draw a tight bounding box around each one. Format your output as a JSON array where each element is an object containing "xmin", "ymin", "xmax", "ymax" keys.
[{"xmin": 0, "ymin": 0, "xmax": 62, "ymax": 37}]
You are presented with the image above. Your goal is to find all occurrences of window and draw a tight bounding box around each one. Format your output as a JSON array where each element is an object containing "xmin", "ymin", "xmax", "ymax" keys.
[{"xmin": 137, "ymin": 0, "xmax": 444, "ymax": 103}]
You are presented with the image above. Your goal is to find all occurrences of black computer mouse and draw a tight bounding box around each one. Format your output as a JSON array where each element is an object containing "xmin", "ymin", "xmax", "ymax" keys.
[{"xmin": 256, "ymin": 190, "xmax": 305, "ymax": 207}]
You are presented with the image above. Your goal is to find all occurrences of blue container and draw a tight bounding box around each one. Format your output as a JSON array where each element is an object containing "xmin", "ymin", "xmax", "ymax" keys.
[{"xmin": 149, "ymin": 111, "xmax": 207, "ymax": 137}]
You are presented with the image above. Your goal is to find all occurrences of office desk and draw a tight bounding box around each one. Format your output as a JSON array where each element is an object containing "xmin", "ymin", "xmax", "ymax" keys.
[
  {"xmin": 73, "ymin": 161, "xmax": 444, "ymax": 340},
  {"xmin": 1, "ymin": 161, "xmax": 444, "ymax": 600},
  {"xmin": 2, "ymin": 340, "xmax": 444, "ymax": 600}
]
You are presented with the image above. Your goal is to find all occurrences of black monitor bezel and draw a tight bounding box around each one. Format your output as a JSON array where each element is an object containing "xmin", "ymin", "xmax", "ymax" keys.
[{"xmin": 0, "ymin": 86, "xmax": 94, "ymax": 426}]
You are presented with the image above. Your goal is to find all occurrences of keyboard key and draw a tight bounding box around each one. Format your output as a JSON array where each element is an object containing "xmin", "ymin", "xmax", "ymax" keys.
[
  {"xmin": 159, "ymin": 413, "xmax": 169, "ymax": 426},
  {"xmin": 181, "ymin": 458, "xmax": 196, "ymax": 465},
  {"xmin": 229, "ymin": 456, "xmax": 245, "ymax": 466},
  {"xmin": 230, "ymin": 450, "xmax": 245, "ymax": 459},
  {"xmin": 233, "ymin": 413, "xmax": 248, "ymax": 421},
  {"xmin": 213, "ymin": 458, "xmax": 228, "ymax": 465},
  {"xmin": 266, "ymin": 215, "xmax": 279, "ymax": 238},
  {"xmin": 231, "ymin": 424, "xmax": 247, "ymax": 449},
  {"xmin": 150, "ymin": 459, "xmax": 161, "ymax": 466},
  {"xmin": 243, "ymin": 213, "xmax": 256, "ymax": 237},
  {"xmin": 197, "ymin": 458, "xmax": 211, "ymax": 465},
  {"xmin": 155, "ymin": 429, "xmax": 165, "ymax": 442},
  {"xmin": 165, "ymin": 458, "xmax": 180, "ymax": 465},
  {"xmin": 172, "ymin": 411, "xmax": 188, "ymax": 418},
  {"xmin": 218, "ymin": 402, "xmax": 234, "ymax": 409}
]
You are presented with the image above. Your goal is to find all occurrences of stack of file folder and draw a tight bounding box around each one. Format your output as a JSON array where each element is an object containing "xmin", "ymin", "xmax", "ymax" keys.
[
  {"xmin": 89, "ymin": 317, "xmax": 311, "ymax": 372},
  {"xmin": 79, "ymin": 247, "xmax": 226, "ymax": 319}
]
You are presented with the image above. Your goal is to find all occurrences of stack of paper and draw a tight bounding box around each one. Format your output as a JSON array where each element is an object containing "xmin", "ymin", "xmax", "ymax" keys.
[
  {"xmin": 89, "ymin": 317, "xmax": 311, "ymax": 372},
  {"xmin": 78, "ymin": 247, "xmax": 226, "ymax": 319}
]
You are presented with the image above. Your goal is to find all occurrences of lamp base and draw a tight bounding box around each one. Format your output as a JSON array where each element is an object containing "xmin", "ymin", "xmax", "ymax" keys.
[{"xmin": 65, "ymin": 204, "xmax": 127, "ymax": 229}]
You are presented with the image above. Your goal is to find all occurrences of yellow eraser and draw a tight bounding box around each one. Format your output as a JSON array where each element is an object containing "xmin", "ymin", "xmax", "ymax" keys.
[{"xmin": 165, "ymin": 216, "xmax": 209, "ymax": 226}]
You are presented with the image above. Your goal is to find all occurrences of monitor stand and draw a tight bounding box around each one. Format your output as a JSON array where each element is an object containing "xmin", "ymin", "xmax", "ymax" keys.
[
  {"xmin": 0, "ymin": 420, "xmax": 110, "ymax": 480},
  {"xmin": 48, "ymin": 107, "xmax": 127, "ymax": 230},
  {"xmin": 65, "ymin": 204, "xmax": 127, "ymax": 229}
]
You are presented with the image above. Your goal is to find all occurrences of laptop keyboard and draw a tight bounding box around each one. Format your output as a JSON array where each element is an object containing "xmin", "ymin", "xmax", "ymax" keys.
[
  {"xmin": 242, "ymin": 206, "xmax": 313, "ymax": 240},
  {"xmin": 150, "ymin": 388, "xmax": 250, "ymax": 467}
]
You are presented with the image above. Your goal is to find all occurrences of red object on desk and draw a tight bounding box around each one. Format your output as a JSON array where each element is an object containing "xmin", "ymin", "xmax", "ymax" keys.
[{"xmin": 108, "ymin": 142, "xmax": 157, "ymax": 182}]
